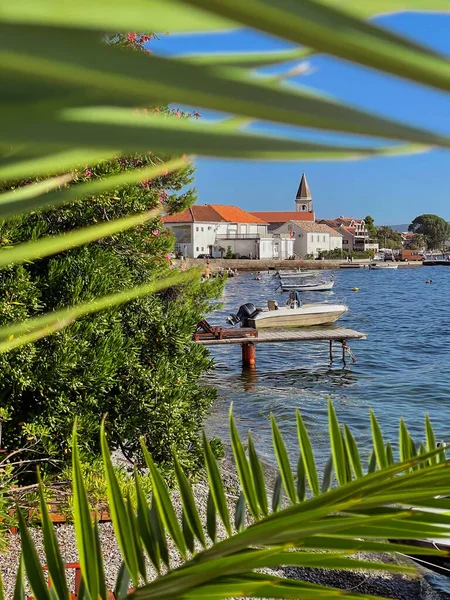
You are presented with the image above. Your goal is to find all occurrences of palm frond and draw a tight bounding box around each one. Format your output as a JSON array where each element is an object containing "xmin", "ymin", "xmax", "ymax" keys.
[{"xmin": 16, "ymin": 408, "xmax": 450, "ymax": 600}]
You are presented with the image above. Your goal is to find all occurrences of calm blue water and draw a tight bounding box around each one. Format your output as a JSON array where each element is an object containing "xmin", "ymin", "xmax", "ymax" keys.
[{"xmin": 205, "ymin": 266, "xmax": 450, "ymax": 469}]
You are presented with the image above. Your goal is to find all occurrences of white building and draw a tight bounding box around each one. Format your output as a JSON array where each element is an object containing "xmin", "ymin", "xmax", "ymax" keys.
[
  {"xmin": 273, "ymin": 220, "xmax": 343, "ymax": 258},
  {"xmin": 162, "ymin": 204, "xmax": 294, "ymax": 259},
  {"xmin": 318, "ymin": 217, "xmax": 379, "ymax": 253}
]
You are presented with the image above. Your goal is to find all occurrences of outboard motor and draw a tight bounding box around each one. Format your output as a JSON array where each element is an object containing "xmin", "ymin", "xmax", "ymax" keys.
[{"xmin": 228, "ymin": 303, "xmax": 258, "ymax": 327}]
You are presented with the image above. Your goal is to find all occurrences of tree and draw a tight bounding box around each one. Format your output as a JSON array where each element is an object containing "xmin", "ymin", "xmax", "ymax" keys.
[
  {"xmin": 364, "ymin": 215, "xmax": 377, "ymax": 240},
  {"xmin": 217, "ymin": 246, "xmax": 226, "ymax": 258},
  {"xmin": 375, "ymin": 225, "xmax": 403, "ymax": 249},
  {"xmin": 409, "ymin": 214, "xmax": 450, "ymax": 250},
  {"xmin": 0, "ymin": 154, "xmax": 223, "ymax": 475},
  {"xmin": 225, "ymin": 246, "xmax": 233, "ymax": 259},
  {"xmin": 409, "ymin": 233, "xmax": 428, "ymax": 250}
]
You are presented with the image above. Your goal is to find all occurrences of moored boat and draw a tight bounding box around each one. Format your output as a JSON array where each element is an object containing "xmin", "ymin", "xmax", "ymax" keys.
[
  {"xmin": 369, "ymin": 263, "xmax": 398, "ymax": 270},
  {"xmin": 277, "ymin": 271, "xmax": 321, "ymax": 279},
  {"xmin": 228, "ymin": 291, "xmax": 346, "ymax": 329},
  {"xmin": 280, "ymin": 280, "xmax": 334, "ymax": 292}
]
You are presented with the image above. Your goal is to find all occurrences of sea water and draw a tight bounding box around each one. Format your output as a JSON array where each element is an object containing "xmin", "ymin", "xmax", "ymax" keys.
[{"xmin": 205, "ymin": 265, "xmax": 450, "ymax": 594}]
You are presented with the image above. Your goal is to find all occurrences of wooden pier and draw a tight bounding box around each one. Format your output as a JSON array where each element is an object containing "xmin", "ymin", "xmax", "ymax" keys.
[{"xmin": 195, "ymin": 324, "xmax": 367, "ymax": 368}]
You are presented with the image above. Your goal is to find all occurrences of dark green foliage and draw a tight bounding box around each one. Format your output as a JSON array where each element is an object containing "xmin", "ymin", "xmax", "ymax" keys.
[
  {"xmin": 409, "ymin": 214, "xmax": 450, "ymax": 250},
  {"xmin": 376, "ymin": 225, "xmax": 403, "ymax": 249},
  {"xmin": 363, "ymin": 215, "xmax": 377, "ymax": 240},
  {"xmin": 0, "ymin": 154, "xmax": 223, "ymax": 476}
]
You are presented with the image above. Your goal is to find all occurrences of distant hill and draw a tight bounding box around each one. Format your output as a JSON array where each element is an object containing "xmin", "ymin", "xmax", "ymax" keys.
[{"xmin": 387, "ymin": 224, "xmax": 409, "ymax": 233}]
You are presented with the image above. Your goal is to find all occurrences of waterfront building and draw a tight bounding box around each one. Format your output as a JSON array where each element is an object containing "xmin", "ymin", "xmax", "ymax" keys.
[
  {"xmin": 318, "ymin": 217, "xmax": 379, "ymax": 253},
  {"xmin": 273, "ymin": 220, "xmax": 343, "ymax": 258},
  {"xmin": 162, "ymin": 204, "xmax": 294, "ymax": 259}
]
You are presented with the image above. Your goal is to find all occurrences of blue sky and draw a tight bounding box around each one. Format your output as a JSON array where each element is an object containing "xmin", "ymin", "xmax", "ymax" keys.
[{"xmin": 155, "ymin": 12, "xmax": 450, "ymax": 225}]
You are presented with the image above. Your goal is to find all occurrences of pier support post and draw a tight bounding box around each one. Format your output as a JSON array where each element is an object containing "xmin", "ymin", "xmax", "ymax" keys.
[
  {"xmin": 242, "ymin": 342, "xmax": 256, "ymax": 368},
  {"xmin": 329, "ymin": 340, "xmax": 333, "ymax": 363}
]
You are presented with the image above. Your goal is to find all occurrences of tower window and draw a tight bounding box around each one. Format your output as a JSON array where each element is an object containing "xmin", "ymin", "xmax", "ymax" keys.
[{"xmin": 302, "ymin": 205, "xmax": 306, "ymax": 211}]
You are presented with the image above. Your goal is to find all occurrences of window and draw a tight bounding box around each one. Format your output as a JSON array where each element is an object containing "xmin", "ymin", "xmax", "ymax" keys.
[
  {"xmin": 323, "ymin": 235, "xmax": 326, "ymax": 242},
  {"xmin": 317, "ymin": 235, "xmax": 320, "ymax": 242},
  {"xmin": 196, "ymin": 247, "xmax": 199, "ymax": 251},
  {"xmin": 201, "ymin": 227, "xmax": 204, "ymax": 232},
  {"xmin": 343, "ymin": 240, "xmax": 348, "ymax": 245},
  {"xmin": 196, "ymin": 226, "xmax": 199, "ymax": 232},
  {"xmin": 201, "ymin": 247, "xmax": 204, "ymax": 251},
  {"xmin": 208, "ymin": 226, "xmax": 212, "ymax": 231}
]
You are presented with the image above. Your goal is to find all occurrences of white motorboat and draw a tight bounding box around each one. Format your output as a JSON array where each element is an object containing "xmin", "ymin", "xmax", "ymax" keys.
[
  {"xmin": 277, "ymin": 271, "xmax": 321, "ymax": 279},
  {"xmin": 228, "ymin": 291, "xmax": 347, "ymax": 329},
  {"xmin": 281, "ymin": 280, "xmax": 334, "ymax": 292},
  {"xmin": 369, "ymin": 262, "xmax": 398, "ymax": 270}
]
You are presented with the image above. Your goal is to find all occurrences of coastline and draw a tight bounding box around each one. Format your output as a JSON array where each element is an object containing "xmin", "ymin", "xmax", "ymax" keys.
[{"xmin": 175, "ymin": 258, "xmax": 424, "ymax": 272}]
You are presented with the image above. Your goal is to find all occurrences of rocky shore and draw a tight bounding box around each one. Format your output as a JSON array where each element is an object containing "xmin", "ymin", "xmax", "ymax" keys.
[{"xmin": 0, "ymin": 457, "xmax": 446, "ymax": 599}]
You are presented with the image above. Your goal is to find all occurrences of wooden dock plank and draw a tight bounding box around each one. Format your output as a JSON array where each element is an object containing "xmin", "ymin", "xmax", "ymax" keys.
[{"xmin": 197, "ymin": 325, "xmax": 366, "ymax": 346}]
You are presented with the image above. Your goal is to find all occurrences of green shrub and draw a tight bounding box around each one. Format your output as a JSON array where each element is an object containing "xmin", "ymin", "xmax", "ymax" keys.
[{"xmin": 0, "ymin": 156, "xmax": 223, "ymax": 477}]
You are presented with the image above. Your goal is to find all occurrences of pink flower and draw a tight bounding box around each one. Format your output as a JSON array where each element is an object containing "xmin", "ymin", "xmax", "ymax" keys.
[
  {"xmin": 127, "ymin": 32, "xmax": 137, "ymax": 42},
  {"xmin": 175, "ymin": 110, "xmax": 181, "ymax": 118},
  {"xmin": 152, "ymin": 229, "xmax": 159, "ymax": 236},
  {"xmin": 85, "ymin": 169, "xmax": 92, "ymax": 178},
  {"xmin": 163, "ymin": 170, "xmax": 168, "ymax": 176},
  {"xmin": 158, "ymin": 197, "xmax": 164, "ymax": 203},
  {"xmin": 166, "ymin": 253, "xmax": 172, "ymax": 261}
]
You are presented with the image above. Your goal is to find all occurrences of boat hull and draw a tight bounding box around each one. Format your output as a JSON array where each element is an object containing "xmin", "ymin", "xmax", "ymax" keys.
[
  {"xmin": 281, "ymin": 282, "xmax": 334, "ymax": 292},
  {"xmin": 248, "ymin": 307, "xmax": 346, "ymax": 329},
  {"xmin": 369, "ymin": 264, "xmax": 398, "ymax": 270}
]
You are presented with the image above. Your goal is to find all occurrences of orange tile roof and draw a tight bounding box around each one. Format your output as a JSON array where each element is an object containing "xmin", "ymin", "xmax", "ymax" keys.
[
  {"xmin": 162, "ymin": 205, "xmax": 268, "ymax": 224},
  {"xmin": 162, "ymin": 206, "xmax": 223, "ymax": 223},
  {"xmin": 250, "ymin": 211, "xmax": 315, "ymax": 223},
  {"xmin": 210, "ymin": 205, "xmax": 268, "ymax": 224}
]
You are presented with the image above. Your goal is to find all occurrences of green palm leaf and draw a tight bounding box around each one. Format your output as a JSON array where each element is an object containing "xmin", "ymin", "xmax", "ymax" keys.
[
  {"xmin": 0, "ymin": 157, "xmax": 185, "ymax": 216},
  {"xmin": 0, "ymin": 270, "xmax": 199, "ymax": 352},
  {"xmin": 71, "ymin": 421, "xmax": 100, "ymax": 600},
  {"xmin": 270, "ymin": 414, "xmax": 296, "ymax": 504},
  {"xmin": 183, "ymin": 0, "xmax": 450, "ymax": 93}
]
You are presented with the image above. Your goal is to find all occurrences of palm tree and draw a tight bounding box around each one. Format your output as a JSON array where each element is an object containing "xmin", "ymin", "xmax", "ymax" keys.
[{"xmin": 16, "ymin": 405, "xmax": 450, "ymax": 600}]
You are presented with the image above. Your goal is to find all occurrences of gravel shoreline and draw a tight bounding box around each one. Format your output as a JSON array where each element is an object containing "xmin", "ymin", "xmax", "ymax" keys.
[{"xmin": 0, "ymin": 455, "xmax": 446, "ymax": 599}]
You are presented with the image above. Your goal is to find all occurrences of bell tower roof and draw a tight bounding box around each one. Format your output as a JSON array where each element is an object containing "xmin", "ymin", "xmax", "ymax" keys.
[
  {"xmin": 295, "ymin": 173, "xmax": 313, "ymax": 213},
  {"xmin": 296, "ymin": 173, "xmax": 311, "ymax": 200}
]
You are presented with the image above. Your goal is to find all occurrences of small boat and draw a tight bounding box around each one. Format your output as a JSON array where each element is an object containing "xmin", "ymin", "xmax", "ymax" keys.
[
  {"xmin": 277, "ymin": 271, "xmax": 321, "ymax": 279},
  {"xmin": 281, "ymin": 281, "xmax": 335, "ymax": 292},
  {"xmin": 227, "ymin": 291, "xmax": 347, "ymax": 329},
  {"xmin": 339, "ymin": 263, "xmax": 365, "ymax": 269},
  {"xmin": 369, "ymin": 263, "xmax": 398, "ymax": 270}
]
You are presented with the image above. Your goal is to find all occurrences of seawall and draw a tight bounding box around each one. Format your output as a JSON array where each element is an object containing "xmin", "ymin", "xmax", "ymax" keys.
[{"xmin": 175, "ymin": 258, "xmax": 423, "ymax": 272}]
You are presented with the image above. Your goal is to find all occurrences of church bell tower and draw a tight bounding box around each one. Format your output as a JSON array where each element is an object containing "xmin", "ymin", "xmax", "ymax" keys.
[{"xmin": 295, "ymin": 173, "xmax": 313, "ymax": 213}]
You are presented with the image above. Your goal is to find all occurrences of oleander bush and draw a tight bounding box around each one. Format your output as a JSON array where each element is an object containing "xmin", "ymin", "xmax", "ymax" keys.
[{"xmin": 0, "ymin": 155, "xmax": 223, "ymax": 476}]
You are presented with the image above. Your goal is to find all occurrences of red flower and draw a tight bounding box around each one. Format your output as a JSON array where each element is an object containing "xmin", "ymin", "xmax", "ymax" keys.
[
  {"xmin": 85, "ymin": 169, "xmax": 92, "ymax": 178},
  {"xmin": 127, "ymin": 32, "xmax": 137, "ymax": 42}
]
